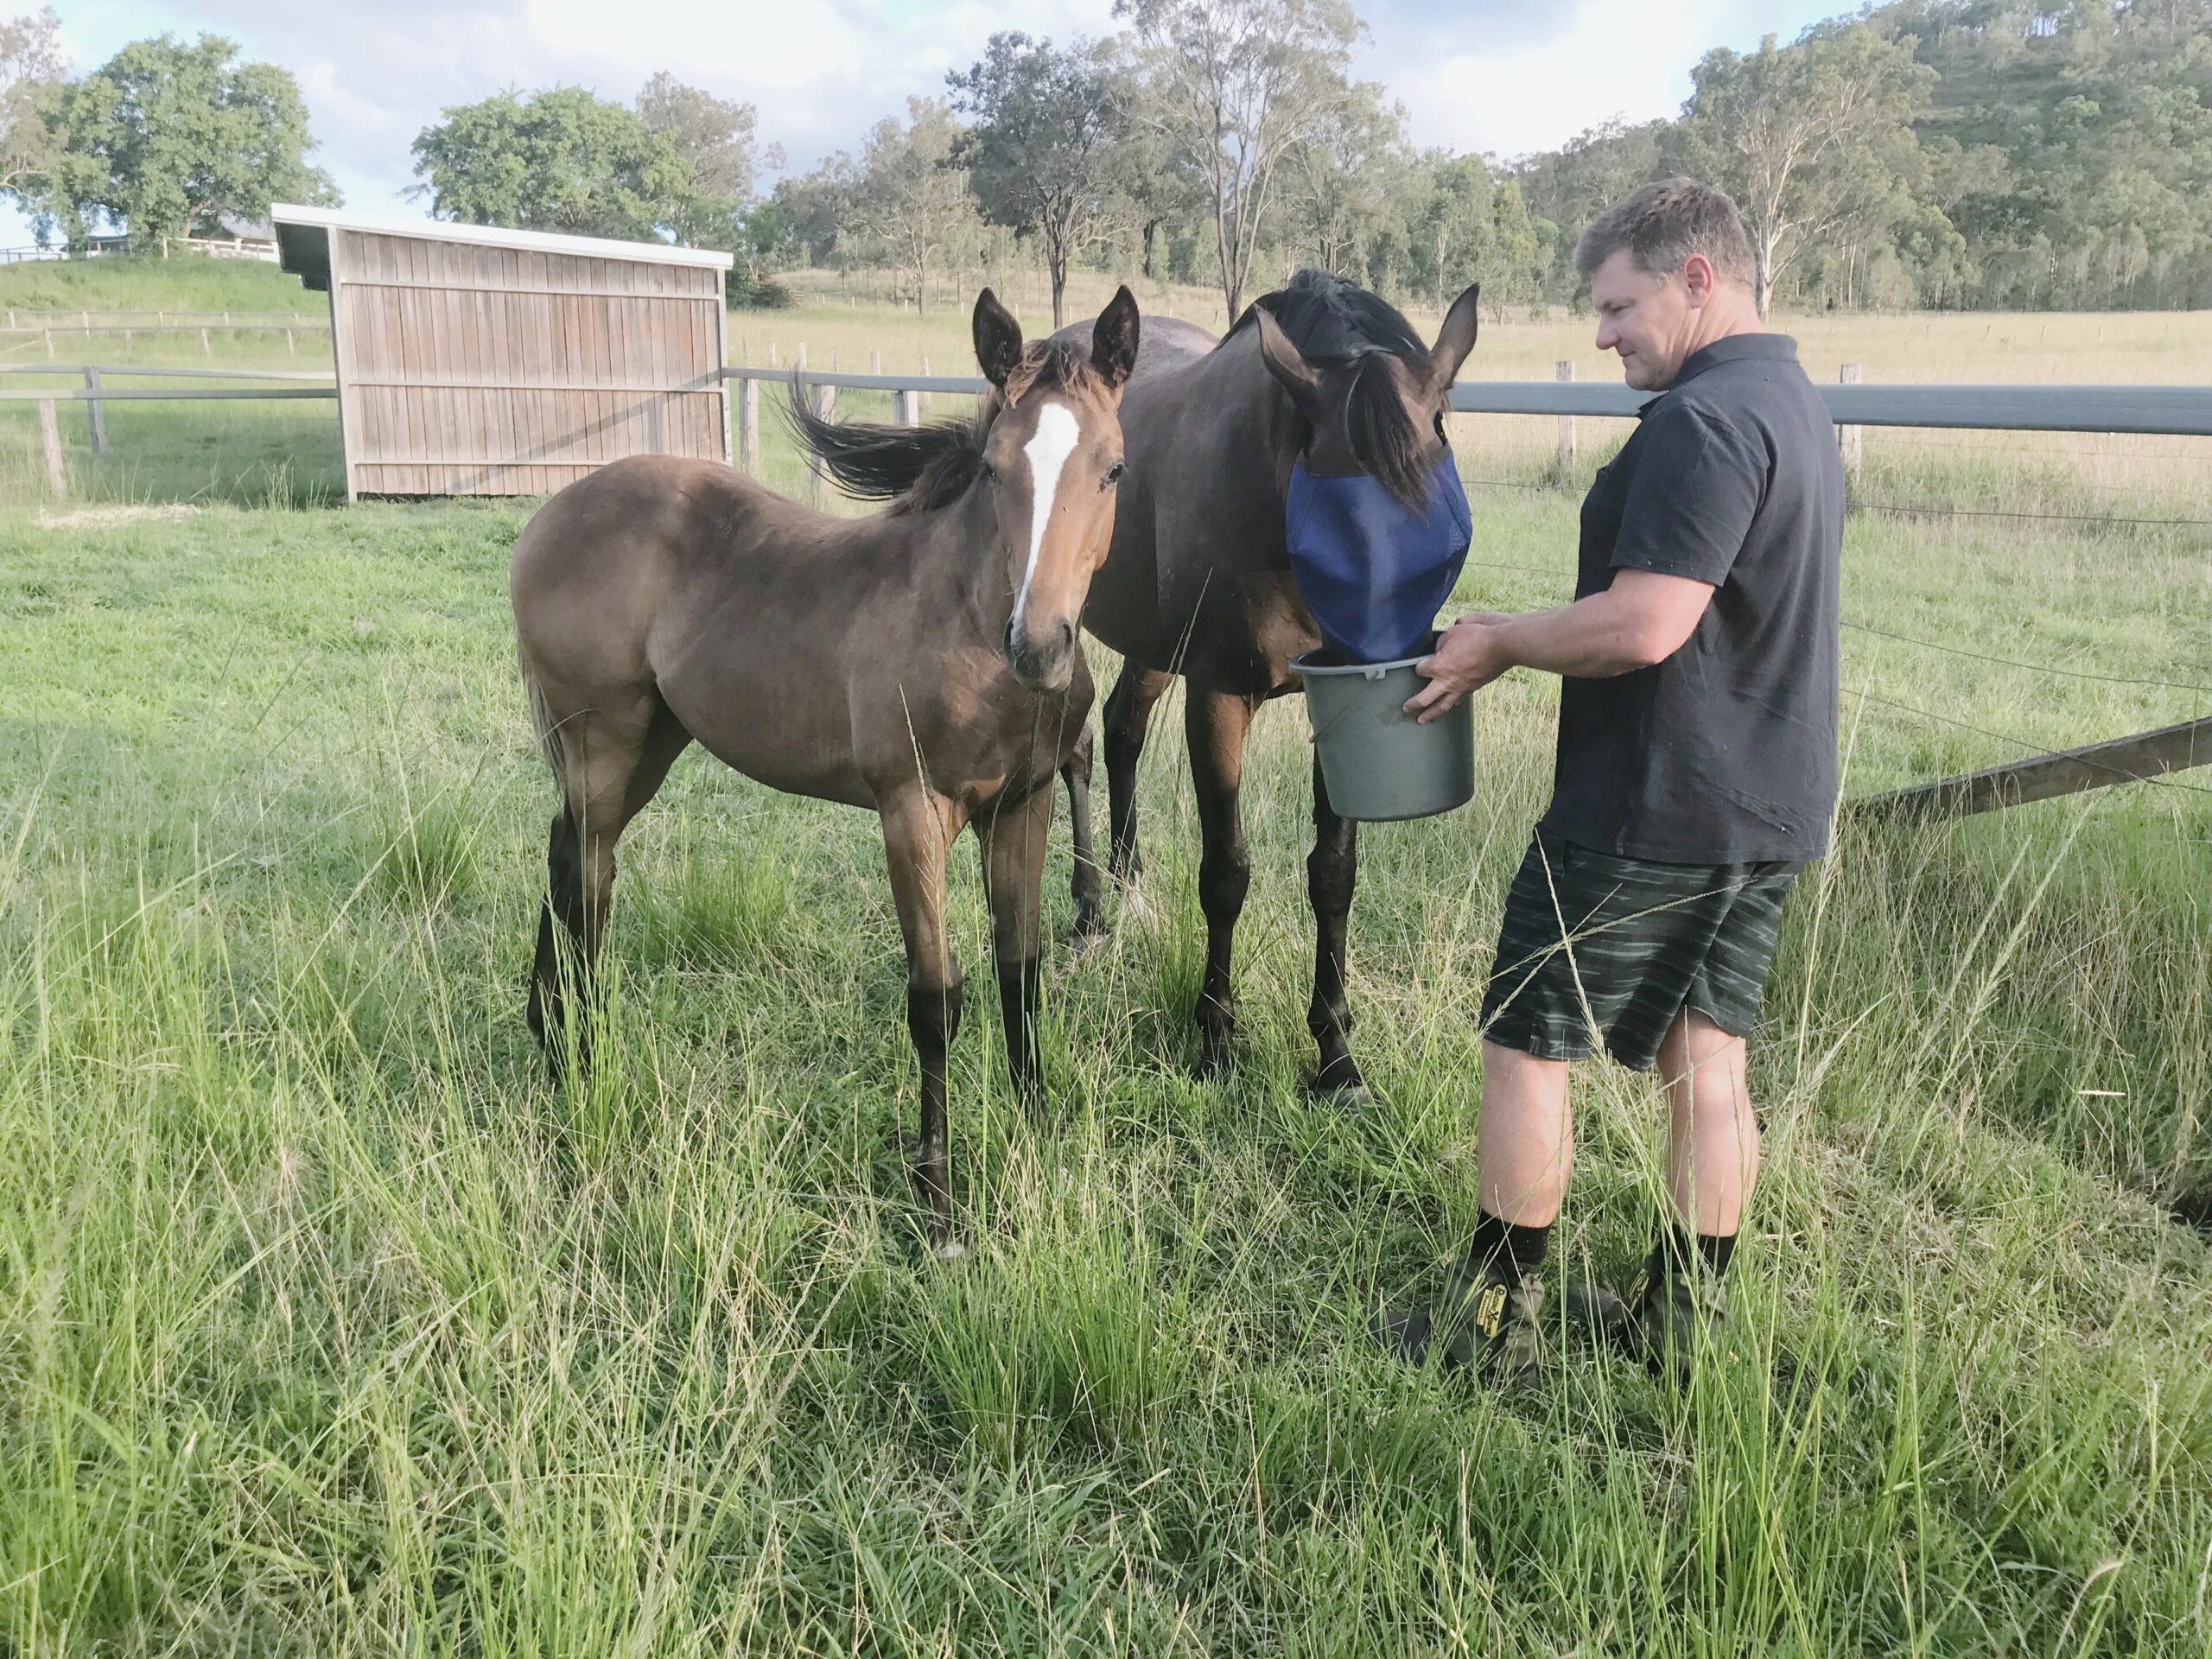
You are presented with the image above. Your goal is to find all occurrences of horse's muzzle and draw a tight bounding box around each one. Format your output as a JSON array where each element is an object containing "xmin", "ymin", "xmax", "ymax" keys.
[{"xmin": 1005, "ymin": 616, "xmax": 1077, "ymax": 693}]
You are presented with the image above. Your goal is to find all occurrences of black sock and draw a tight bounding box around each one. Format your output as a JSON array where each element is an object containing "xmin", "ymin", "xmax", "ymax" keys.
[
  {"xmin": 1657, "ymin": 1221, "xmax": 1736, "ymax": 1279},
  {"xmin": 1466, "ymin": 1210, "xmax": 1551, "ymax": 1287}
]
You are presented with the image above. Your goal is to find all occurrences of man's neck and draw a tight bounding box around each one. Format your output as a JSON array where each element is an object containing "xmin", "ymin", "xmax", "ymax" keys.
[{"xmin": 1681, "ymin": 290, "xmax": 1765, "ymax": 362}]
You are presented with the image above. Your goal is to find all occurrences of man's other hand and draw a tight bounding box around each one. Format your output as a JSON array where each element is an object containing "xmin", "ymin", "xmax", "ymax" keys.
[{"xmin": 1406, "ymin": 615, "xmax": 1515, "ymax": 723}]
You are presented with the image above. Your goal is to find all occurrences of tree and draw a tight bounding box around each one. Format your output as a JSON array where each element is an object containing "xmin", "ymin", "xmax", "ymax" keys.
[
  {"xmin": 1116, "ymin": 0, "xmax": 1363, "ymax": 319},
  {"xmin": 1484, "ymin": 179, "xmax": 1545, "ymax": 315},
  {"xmin": 1278, "ymin": 79, "xmax": 1407, "ymax": 277},
  {"xmin": 0, "ymin": 9, "xmax": 62, "ymax": 208},
  {"xmin": 1413, "ymin": 153, "xmax": 1491, "ymax": 313},
  {"xmin": 1513, "ymin": 117, "xmax": 1668, "ymax": 300},
  {"xmin": 1677, "ymin": 24, "xmax": 1936, "ymax": 315},
  {"xmin": 636, "ymin": 72, "xmax": 758, "ymax": 247},
  {"xmin": 948, "ymin": 33, "xmax": 1124, "ymax": 328},
  {"xmin": 842, "ymin": 98, "xmax": 978, "ymax": 319},
  {"xmin": 30, "ymin": 34, "xmax": 334, "ymax": 247},
  {"xmin": 412, "ymin": 86, "xmax": 689, "ymax": 240}
]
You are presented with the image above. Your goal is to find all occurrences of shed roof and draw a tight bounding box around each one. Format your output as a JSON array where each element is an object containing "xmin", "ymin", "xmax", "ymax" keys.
[{"xmin": 270, "ymin": 203, "xmax": 733, "ymax": 291}]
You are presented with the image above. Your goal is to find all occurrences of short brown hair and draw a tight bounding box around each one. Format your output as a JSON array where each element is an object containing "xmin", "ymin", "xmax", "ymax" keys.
[{"xmin": 1574, "ymin": 178, "xmax": 1756, "ymax": 287}]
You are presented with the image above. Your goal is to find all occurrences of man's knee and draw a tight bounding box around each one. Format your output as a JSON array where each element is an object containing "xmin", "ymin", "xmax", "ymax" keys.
[{"xmin": 1481, "ymin": 1038, "xmax": 1570, "ymax": 1109}]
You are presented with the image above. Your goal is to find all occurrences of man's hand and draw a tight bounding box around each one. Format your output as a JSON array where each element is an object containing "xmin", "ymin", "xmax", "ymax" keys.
[{"xmin": 1405, "ymin": 613, "xmax": 1516, "ymax": 723}]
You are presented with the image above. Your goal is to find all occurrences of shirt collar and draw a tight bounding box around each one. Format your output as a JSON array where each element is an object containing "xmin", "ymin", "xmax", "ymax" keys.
[{"xmin": 1669, "ymin": 332, "xmax": 1798, "ymax": 389}]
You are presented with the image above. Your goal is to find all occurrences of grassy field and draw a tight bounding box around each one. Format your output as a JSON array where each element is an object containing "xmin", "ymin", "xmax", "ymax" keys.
[{"xmin": 2, "ymin": 262, "xmax": 2210, "ymax": 1655}]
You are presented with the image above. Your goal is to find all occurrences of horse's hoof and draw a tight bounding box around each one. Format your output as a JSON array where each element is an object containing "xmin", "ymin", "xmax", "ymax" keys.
[
  {"xmin": 1068, "ymin": 921, "xmax": 1109, "ymax": 960},
  {"xmin": 1311, "ymin": 1058, "xmax": 1370, "ymax": 1103}
]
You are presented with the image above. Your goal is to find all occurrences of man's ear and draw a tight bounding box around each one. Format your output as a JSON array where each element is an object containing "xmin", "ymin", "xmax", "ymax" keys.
[
  {"xmin": 1680, "ymin": 253, "xmax": 1716, "ymax": 307},
  {"xmin": 973, "ymin": 288, "xmax": 1024, "ymax": 389},
  {"xmin": 1255, "ymin": 303, "xmax": 1322, "ymax": 416},
  {"xmin": 1431, "ymin": 283, "xmax": 1480, "ymax": 387}
]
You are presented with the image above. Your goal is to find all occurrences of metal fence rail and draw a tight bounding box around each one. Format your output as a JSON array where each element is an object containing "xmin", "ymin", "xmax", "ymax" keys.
[{"xmin": 718, "ymin": 363, "xmax": 2212, "ymax": 436}]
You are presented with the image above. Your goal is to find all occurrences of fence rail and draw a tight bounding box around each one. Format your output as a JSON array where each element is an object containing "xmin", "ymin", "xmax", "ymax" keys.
[{"xmin": 718, "ymin": 363, "xmax": 2212, "ymax": 436}]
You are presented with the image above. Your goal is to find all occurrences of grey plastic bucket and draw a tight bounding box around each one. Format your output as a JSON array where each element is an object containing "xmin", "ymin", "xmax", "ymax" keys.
[{"xmin": 1292, "ymin": 647, "xmax": 1474, "ymax": 822}]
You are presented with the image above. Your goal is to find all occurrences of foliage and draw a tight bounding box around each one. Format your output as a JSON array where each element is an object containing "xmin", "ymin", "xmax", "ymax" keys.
[
  {"xmin": 410, "ymin": 86, "xmax": 689, "ymax": 242},
  {"xmin": 25, "ymin": 33, "xmax": 335, "ymax": 247},
  {"xmin": 1116, "ymin": 0, "xmax": 1365, "ymax": 318},
  {"xmin": 0, "ymin": 8, "xmax": 61, "ymax": 204},
  {"xmin": 948, "ymin": 33, "xmax": 1126, "ymax": 328},
  {"xmin": 838, "ymin": 98, "xmax": 983, "ymax": 320}
]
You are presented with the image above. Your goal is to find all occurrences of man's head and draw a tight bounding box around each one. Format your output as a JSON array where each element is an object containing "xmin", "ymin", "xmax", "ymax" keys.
[{"xmin": 1576, "ymin": 178, "xmax": 1759, "ymax": 391}]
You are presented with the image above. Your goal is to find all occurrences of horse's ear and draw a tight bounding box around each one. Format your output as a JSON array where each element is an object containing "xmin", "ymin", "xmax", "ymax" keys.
[
  {"xmin": 1090, "ymin": 285, "xmax": 1141, "ymax": 391},
  {"xmin": 1254, "ymin": 303, "xmax": 1322, "ymax": 416},
  {"xmin": 1431, "ymin": 283, "xmax": 1481, "ymax": 387},
  {"xmin": 973, "ymin": 288, "xmax": 1024, "ymax": 391}
]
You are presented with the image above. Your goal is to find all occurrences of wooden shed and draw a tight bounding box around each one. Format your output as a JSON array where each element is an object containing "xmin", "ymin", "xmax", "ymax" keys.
[{"xmin": 270, "ymin": 205, "xmax": 732, "ymax": 499}]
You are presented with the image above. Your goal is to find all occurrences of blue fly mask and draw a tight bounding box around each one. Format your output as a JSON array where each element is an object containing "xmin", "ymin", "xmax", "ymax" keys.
[{"xmin": 1286, "ymin": 452, "xmax": 1473, "ymax": 664}]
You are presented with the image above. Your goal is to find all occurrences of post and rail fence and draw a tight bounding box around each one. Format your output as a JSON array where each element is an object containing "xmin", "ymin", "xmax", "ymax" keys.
[{"xmin": 10, "ymin": 353, "xmax": 2208, "ymax": 822}]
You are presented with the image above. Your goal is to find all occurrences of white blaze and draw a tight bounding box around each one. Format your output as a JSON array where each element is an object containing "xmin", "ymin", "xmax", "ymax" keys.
[{"xmin": 1014, "ymin": 401, "xmax": 1080, "ymax": 632}]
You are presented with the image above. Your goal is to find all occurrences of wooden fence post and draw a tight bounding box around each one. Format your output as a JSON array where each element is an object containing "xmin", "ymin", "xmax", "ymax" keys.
[
  {"xmin": 739, "ymin": 374, "xmax": 760, "ymax": 473},
  {"xmin": 1839, "ymin": 364, "xmax": 1863, "ymax": 473},
  {"xmin": 83, "ymin": 367, "xmax": 105, "ymax": 454},
  {"xmin": 37, "ymin": 397, "xmax": 64, "ymax": 496},
  {"xmin": 1555, "ymin": 359, "xmax": 1576, "ymax": 472},
  {"xmin": 918, "ymin": 356, "xmax": 930, "ymax": 423},
  {"xmin": 893, "ymin": 389, "xmax": 914, "ymax": 426},
  {"xmin": 768, "ymin": 340, "xmax": 779, "ymax": 369}
]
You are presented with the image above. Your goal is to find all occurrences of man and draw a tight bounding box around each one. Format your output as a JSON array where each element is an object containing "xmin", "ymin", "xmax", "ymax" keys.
[{"xmin": 1387, "ymin": 178, "xmax": 1844, "ymax": 1381}]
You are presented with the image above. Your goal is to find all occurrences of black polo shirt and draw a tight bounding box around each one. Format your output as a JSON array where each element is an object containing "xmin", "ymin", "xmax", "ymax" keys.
[{"xmin": 1540, "ymin": 333, "xmax": 1843, "ymax": 865}]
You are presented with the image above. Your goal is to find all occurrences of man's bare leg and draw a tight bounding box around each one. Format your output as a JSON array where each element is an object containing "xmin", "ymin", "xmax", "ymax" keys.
[{"xmin": 1656, "ymin": 1007, "xmax": 1758, "ymax": 1243}]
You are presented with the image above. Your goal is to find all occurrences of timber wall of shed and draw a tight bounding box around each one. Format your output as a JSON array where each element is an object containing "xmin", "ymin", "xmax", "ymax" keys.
[{"xmin": 327, "ymin": 227, "xmax": 728, "ymax": 497}]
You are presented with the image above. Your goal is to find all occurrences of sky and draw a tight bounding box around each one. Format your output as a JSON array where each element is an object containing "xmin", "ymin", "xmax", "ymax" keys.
[{"xmin": 20, "ymin": 0, "xmax": 1842, "ymax": 247}]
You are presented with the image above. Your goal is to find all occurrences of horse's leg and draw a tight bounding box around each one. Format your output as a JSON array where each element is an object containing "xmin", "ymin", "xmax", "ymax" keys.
[
  {"xmin": 979, "ymin": 782, "xmax": 1055, "ymax": 1103},
  {"xmin": 880, "ymin": 787, "xmax": 967, "ymax": 1255},
  {"xmin": 1102, "ymin": 662, "xmax": 1172, "ymax": 882},
  {"xmin": 1185, "ymin": 685, "xmax": 1255, "ymax": 1077},
  {"xmin": 1059, "ymin": 726, "xmax": 1106, "ymax": 950},
  {"xmin": 1307, "ymin": 751, "xmax": 1366, "ymax": 1098},
  {"xmin": 526, "ymin": 698, "xmax": 690, "ymax": 1076}
]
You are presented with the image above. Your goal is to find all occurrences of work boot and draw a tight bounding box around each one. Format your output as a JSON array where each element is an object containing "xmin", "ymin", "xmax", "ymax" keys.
[
  {"xmin": 1376, "ymin": 1255, "xmax": 1548, "ymax": 1385},
  {"xmin": 1572, "ymin": 1253, "xmax": 1728, "ymax": 1382}
]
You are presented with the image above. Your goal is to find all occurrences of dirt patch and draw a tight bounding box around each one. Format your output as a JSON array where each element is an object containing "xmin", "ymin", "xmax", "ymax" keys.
[{"xmin": 35, "ymin": 504, "xmax": 202, "ymax": 530}]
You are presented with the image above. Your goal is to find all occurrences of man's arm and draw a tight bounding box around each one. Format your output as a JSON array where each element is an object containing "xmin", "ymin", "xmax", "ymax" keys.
[{"xmin": 1403, "ymin": 569, "xmax": 1715, "ymax": 723}]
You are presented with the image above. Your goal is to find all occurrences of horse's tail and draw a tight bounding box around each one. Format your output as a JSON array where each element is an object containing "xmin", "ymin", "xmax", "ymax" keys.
[
  {"xmin": 783, "ymin": 374, "xmax": 990, "ymax": 512},
  {"xmin": 518, "ymin": 650, "xmax": 575, "ymax": 812}
]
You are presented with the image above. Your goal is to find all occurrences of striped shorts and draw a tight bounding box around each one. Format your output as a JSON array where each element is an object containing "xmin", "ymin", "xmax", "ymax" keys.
[{"xmin": 1479, "ymin": 830, "xmax": 1798, "ymax": 1072}]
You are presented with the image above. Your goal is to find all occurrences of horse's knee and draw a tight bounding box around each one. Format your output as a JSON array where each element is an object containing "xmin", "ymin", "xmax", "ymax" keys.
[
  {"xmin": 906, "ymin": 976, "xmax": 965, "ymax": 1059},
  {"xmin": 1198, "ymin": 844, "xmax": 1250, "ymax": 925},
  {"xmin": 1306, "ymin": 837, "xmax": 1357, "ymax": 916}
]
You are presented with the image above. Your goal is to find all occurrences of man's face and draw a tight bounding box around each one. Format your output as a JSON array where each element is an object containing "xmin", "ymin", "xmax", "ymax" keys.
[{"xmin": 1591, "ymin": 248, "xmax": 1695, "ymax": 391}]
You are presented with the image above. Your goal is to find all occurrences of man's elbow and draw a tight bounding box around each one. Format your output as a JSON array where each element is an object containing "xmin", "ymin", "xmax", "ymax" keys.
[{"xmin": 1621, "ymin": 621, "xmax": 1693, "ymax": 670}]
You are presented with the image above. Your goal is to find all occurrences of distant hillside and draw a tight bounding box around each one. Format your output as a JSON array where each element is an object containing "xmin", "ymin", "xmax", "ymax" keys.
[{"xmin": 0, "ymin": 257, "xmax": 315, "ymax": 315}]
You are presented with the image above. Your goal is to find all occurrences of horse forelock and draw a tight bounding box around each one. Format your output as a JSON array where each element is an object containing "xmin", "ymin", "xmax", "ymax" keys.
[{"xmin": 1232, "ymin": 270, "xmax": 1434, "ymax": 509}]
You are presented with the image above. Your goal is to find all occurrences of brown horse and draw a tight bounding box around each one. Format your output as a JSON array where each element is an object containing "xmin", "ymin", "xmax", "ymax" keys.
[
  {"xmin": 1052, "ymin": 270, "xmax": 1481, "ymax": 1094},
  {"xmin": 512, "ymin": 286, "xmax": 1140, "ymax": 1249}
]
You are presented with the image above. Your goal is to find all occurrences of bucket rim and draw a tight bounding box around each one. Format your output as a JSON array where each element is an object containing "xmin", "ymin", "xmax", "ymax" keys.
[{"xmin": 1290, "ymin": 647, "xmax": 1429, "ymax": 682}]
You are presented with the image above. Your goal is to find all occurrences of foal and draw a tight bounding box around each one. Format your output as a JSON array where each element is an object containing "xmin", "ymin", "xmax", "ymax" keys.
[{"xmin": 512, "ymin": 287, "xmax": 1139, "ymax": 1249}]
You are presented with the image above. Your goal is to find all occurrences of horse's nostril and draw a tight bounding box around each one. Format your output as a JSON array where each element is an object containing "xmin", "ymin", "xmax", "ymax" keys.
[{"xmin": 1055, "ymin": 620, "xmax": 1076, "ymax": 652}]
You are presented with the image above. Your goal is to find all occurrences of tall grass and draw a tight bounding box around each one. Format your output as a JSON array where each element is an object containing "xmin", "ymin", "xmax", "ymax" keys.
[{"xmin": 1, "ymin": 471, "xmax": 2208, "ymax": 1652}]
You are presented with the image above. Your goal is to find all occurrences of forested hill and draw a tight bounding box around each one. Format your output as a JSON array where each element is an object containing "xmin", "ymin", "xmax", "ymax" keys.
[{"xmin": 1516, "ymin": 0, "xmax": 2212, "ymax": 313}]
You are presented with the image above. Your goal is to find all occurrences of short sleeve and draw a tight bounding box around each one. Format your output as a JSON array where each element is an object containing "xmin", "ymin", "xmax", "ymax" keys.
[{"xmin": 1608, "ymin": 401, "xmax": 1767, "ymax": 587}]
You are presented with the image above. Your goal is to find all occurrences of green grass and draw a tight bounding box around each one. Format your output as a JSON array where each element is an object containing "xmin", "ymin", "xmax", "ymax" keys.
[
  {"xmin": 3, "ymin": 262, "xmax": 2210, "ymax": 1652},
  {"xmin": 2, "ymin": 448, "xmax": 2209, "ymax": 1654}
]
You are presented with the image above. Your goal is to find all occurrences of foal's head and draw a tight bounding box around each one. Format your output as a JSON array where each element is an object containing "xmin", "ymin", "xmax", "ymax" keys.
[
  {"xmin": 1243, "ymin": 270, "xmax": 1483, "ymax": 509},
  {"xmin": 971, "ymin": 285, "xmax": 1139, "ymax": 692}
]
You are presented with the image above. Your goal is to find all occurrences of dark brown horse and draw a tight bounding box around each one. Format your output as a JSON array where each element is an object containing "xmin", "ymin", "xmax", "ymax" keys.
[
  {"xmin": 512, "ymin": 287, "xmax": 1140, "ymax": 1249},
  {"xmin": 1052, "ymin": 271, "xmax": 1481, "ymax": 1094}
]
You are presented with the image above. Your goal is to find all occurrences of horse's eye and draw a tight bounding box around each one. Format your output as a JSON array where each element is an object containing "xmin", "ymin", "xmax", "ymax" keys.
[{"xmin": 1103, "ymin": 461, "xmax": 1126, "ymax": 489}]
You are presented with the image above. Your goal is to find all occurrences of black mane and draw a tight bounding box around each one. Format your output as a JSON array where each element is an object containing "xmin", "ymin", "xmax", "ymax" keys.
[
  {"xmin": 1232, "ymin": 269, "xmax": 1434, "ymax": 509},
  {"xmin": 786, "ymin": 340, "xmax": 1098, "ymax": 515}
]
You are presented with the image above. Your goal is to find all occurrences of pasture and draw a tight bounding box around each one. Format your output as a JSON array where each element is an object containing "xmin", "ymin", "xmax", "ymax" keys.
[{"xmin": 1, "ymin": 264, "xmax": 2210, "ymax": 1654}]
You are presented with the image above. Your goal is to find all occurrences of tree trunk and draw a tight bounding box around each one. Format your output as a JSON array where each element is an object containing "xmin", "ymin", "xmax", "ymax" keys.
[
  {"xmin": 1755, "ymin": 229, "xmax": 1777, "ymax": 319},
  {"xmin": 918, "ymin": 245, "xmax": 928, "ymax": 321},
  {"xmin": 1141, "ymin": 216, "xmax": 1165, "ymax": 282}
]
